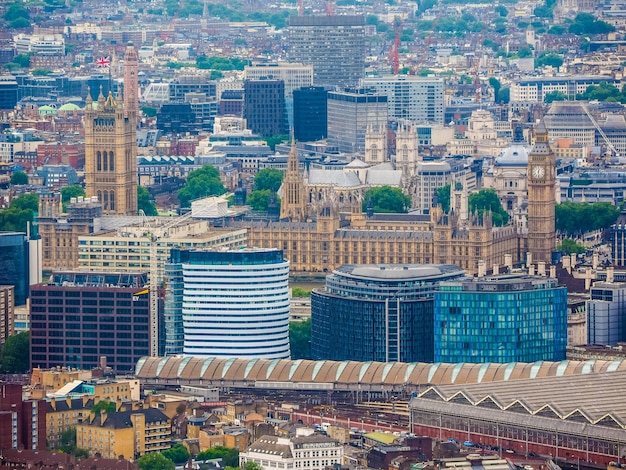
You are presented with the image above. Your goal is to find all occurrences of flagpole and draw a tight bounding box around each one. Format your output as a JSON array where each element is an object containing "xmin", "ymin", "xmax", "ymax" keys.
[{"xmin": 109, "ymin": 51, "xmax": 112, "ymax": 96}]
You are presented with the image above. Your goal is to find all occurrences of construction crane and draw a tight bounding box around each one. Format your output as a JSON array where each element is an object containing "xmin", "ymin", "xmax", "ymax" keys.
[
  {"xmin": 326, "ymin": 0, "xmax": 334, "ymax": 15},
  {"xmin": 390, "ymin": 16, "xmax": 402, "ymax": 75},
  {"xmin": 582, "ymin": 103, "xmax": 619, "ymax": 158}
]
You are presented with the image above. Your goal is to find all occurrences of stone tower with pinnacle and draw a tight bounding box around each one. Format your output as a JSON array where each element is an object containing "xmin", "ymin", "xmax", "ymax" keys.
[
  {"xmin": 84, "ymin": 87, "xmax": 138, "ymax": 215},
  {"xmin": 527, "ymin": 120, "xmax": 556, "ymax": 264},
  {"xmin": 279, "ymin": 136, "xmax": 306, "ymax": 221}
]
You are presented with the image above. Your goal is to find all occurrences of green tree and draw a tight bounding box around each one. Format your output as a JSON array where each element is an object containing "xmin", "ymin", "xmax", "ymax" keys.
[
  {"xmin": 289, "ymin": 318, "xmax": 311, "ymax": 360},
  {"xmin": 12, "ymin": 54, "xmax": 31, "ymax": 68},
  {"xmin": 91, "ymin": 400, "xmax": 116, "ymax": 414},
  {"xmin": 0, "ymin": 332, "xmax": 30, "ymax": 373},
  {"xmin": 436, "ymin": 184, "xmax": 451, "ymax": 213},
  {"xmin": 10, "ymin": 171, "xmax": 28, "ymax": 185},
  {"xmin": 495, "ymin": 4, "xmax": 508, "ymax": 16},
  {"xmin": 138, "ymin": 452, "xmax": 176, "ymax": 470},
  {"xmin": 468, "ymin": 189, "xmax": 509, "ymax": 226},
  {"xmin": 556, "ymin": 201, "xmax": 620, "ymax": 237},
  {"xmin": 32, "ymin": 69, "xmax": 52, "ymax": 76},
  {"xmin": 4, "ymin": 2, "xmax": 30, "ymax": 21},
  {"xmin": 544, "ymin": 91, "xmax": 568, "ymax": 103},
  {"xmin": 11, "ymin": 192, "xmax": 38, "ymax": 212},
  {"xmin": 8, "ymin": 17, "xmax": 31, "ymax": 28},
  {"xmin": 177, "ymin": 165, "xmax": 226, "ymax": 208},
  {"xmin": 141, "ymin": 106, "xmax": 157, "ymax": 117},
  {"xmin": 264, "ymin": 135, "xmax": 289, "ymax": 151},
  {"xmin": 489, "ymin": 78, "xmax": 501, "ymax": 103},
  {"xmin": 196, "ymin": 447, "xmax": 239, "ymax": 467},
  {"xmin": 162, "ymin": 444, "xmax": 190, "ymax": 464},
  {"xmin": 138, "ymin": 186, "xmax": 158, "ymax": 216},
  {"xmin": 245, "ymin": 462, "xmax": 264, "ymax": 470},
  {"xmin": 497, "ymin": 87, "xmax": 510, "ymax": 104},
  {"xmin": 292, "ymin": 287, "xmax": 311, "ymax": 297},
  {"xmin": 247, "ymin": 189, "xmax": 272, "ymax": 211},
  {"xmin": 255, "ymin": 168, "xmax": 284, "ymax": 192},
  {"xmin": 362, "ymin": 186, "xmax": 411, "ymax": 213},
  {"xmin": 61, "ymin": 184, "xmax": 85, "ymax": 211},
  {"xmin": 535, "ymin": 53, "xmax": 563, "ymax": 68},
  {"xmin": 558, "ymin": 238, "xmax": 586, "ymax": 255}
]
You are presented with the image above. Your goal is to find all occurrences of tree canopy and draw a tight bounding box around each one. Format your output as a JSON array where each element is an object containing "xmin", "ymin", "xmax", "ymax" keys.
[
  {"xmin": 196, "ymin": 447, "xmax": 239, "ymax": 467},
  {"xmin": 244, "ymin": 463, "xmax": 264, "ymax": 470},
  {"xmin": 255, "ymin": 168, "xmax": 284, "ymax": 192},
  {"xmin": 363, "ymin": 186, "xmax": 411, "ymax": 213},
  {"xmin": 61, "ymin": 185, "xmax": 85, "ymax": 211},
  {"xmin": 177, "ymin": 165, "xmax": 226, "ymax": 208},
  {"xmin": 468, "ymin": 189, "xmax": 509, "ymax": 226},
  {"xmin": 558, "ymin": 238, "xmax": 586, "ymax": 255},
  {"xmin": 10, "ymin": 171, "xmax": 28, "ymax": 185},
  {"xmin": 247, "ymin": 189, "xmax": 273, "ymax": 212},
  {"xmin": 289, "ymin": 318, "xmax": 311, "ymax": 360},
  {"xmin": 555, "ymin": 201, "xmax": 620, "ymax": 237},
  {"xmin": 91, "ymin": 400, "xmax": 116, "ymax": 414},
  {"xmin": 0, "ymin": 193, "xmax": 38, "ymax": 232},
  {"xmin": 138, "ymin": 186, "xmax": 158, "ymax": 216},
  {"xmin": 162, "ymin": 444, "xmax": 190, "ymax": 464},
  {"xmin": 436, "ymin": 184, "xmax": 451, "ymax": 213},
  {"xmin": 138, "ymin": 452, "xmax": 175, "ymax": 470},
  {"xmin": 0, "ymin": 332, "xmax": 29, "ymax": 373}
]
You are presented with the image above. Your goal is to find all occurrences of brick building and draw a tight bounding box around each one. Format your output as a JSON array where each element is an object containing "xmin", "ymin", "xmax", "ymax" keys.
[{"xmin": 0, "ymin": 383, "xmax": 46, "ymax": 451}]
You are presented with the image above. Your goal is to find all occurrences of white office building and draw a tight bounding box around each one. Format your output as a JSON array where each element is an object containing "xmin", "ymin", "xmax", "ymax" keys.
[
  {"xmin": 240, "ymin": 431, "xmax": 343, "ymax": 470},
  {"xmin": 360, "ymin": 75, "xmax": 445, "ymax": 124},
  {"xmin": 169, "ymin": 248, "xmax": 291, "ymax": 358}
]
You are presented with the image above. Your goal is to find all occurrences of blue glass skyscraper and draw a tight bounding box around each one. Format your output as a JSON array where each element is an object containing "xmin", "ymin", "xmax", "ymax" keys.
[{"xmin": 434, "ymin": 275, "xmax": 568, "ymax": 363}]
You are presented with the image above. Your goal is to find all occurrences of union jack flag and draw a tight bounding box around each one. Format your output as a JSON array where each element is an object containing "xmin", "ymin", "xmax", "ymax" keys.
[{"xmin": 96, "ymin": 56, "xmax": 111, "ymax": 68}]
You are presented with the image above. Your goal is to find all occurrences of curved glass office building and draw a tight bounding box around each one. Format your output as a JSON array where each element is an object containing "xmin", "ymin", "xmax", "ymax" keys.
[
  {"xmin": 171, "ymin": 248, "xmax": 291, "ymax": 359},
  {"xmin": 311, "ymin": 264, "xmax": 466, "ymax": 362}
]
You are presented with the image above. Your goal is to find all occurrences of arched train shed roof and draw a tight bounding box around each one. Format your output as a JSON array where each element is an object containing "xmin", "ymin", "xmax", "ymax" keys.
[{"xmin": 135, "ymin": 357, "xmax": 626, "ymax": 391}]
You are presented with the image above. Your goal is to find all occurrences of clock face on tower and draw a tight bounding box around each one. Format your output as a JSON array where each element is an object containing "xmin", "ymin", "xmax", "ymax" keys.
[{"xmin": 532, "ymin": 165, "xmax": 545, "ymax": 179}]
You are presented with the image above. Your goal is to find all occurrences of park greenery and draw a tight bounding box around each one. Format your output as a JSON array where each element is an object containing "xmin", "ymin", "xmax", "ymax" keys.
[
  {"xmin": 91, "ymin": 400, "xmax": 117, "ymax": 414},
  {"xmin": 138, "ymin": 186, "xmax": 158, "ymax": 216},
  {"xmin": 177, "ymin": 165, "xmax": 227, "ymax": 208},
  {"xmin": 558, "ymin": 238, "xmax": 587, "ymax": 255},
  {"xmin": 292, "ymin": 287, "xmax": 311, "ymax": 297},
  {"xmin": 0, "ymin": 331, "xmax": 29, "ymax": 373},
  {"xmin": 0, "ymin": 192, "xmax": 38, "ymax": 233},
  {"xmin": 247, "ymin": 168, "xmax": 284, "ymax": 212},
  {"xmin": 469, "ymin": 189, "xmax": 509, "ymax": 227},
  {"xmin": 436, "ymin": 186, "xmax": 509, "ymax": 226},
  {"xmin": 138, "ymin": 452, "xmax": 175, "ymax": 470},
  {"xmin": 57, "ymin": 427, "xmax": 89, "ymax": 458},
  {"xmin": 162, "ymin": 444, "xmax": 190, "ymax": 464},
  {"xmin": 363, "ymin": 186, "xmax": 411, "ymax": 213},
  {"xmin": 196, "ymin": 55, "xmax": 249, "ymax": 71},
  {"xmin": 196, "ymin": 446, "xmax": 239, "ymax": 467},
  {"xmin": 555, "ymin": 202, "xmax": 621, "ymax": 238},
  {"xmin": 289, "ymin": 318, "xmax": 312, "ymax": 360},
  {"xmin": 10, "ymin": 171, "xmax": 28, "ymax": 185},
  {"xmin": 61, "ymin": 184, "xmax": 85, "ymax": 211}
]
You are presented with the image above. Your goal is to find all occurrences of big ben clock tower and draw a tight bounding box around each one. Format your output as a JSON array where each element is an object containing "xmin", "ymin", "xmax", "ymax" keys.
[{"xmin": 527, "ymin": 120, "xmax": 556, "ymax": 264}]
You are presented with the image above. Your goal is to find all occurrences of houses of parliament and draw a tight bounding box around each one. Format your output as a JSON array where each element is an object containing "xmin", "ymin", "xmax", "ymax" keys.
[{"xmin": 240, "ymin": 123, "xmax": 556, "ymax": 275}]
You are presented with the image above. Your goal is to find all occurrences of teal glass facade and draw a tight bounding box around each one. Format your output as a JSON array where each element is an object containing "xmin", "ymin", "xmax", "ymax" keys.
[{"xmin": 434, "ymin": 276, "xmax": 568, "ymax": 363}]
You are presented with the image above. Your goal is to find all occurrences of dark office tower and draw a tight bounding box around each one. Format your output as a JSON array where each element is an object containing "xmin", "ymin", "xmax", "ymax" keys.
[
  {"xmin": 0, "ymin": 383, "xmax": 46, "ymax": 451},
  {"xmin": 0, "ymin": 75, "xmax": 18, "ymax": 111},
  {"xmin": 243, "ymin": 79, "xmax": 288, "ymax": 137},
  {"xmin": 29, "ymin": 271, "xmax": 150, "ymax": 373},
  {"xmin": 0, "ymin": 232, "xmax": 29, "ymax": 306},
  {"xmin": 288, "ymin": 15, "xmax": 366, "ymax": 89},
  {"xmin": 293, "ymin": 86, "xmax": 327, "ymax": 142},
  {"xmin": 219, "ymin": 89, "xmax": 244, "ymax": 116}
]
